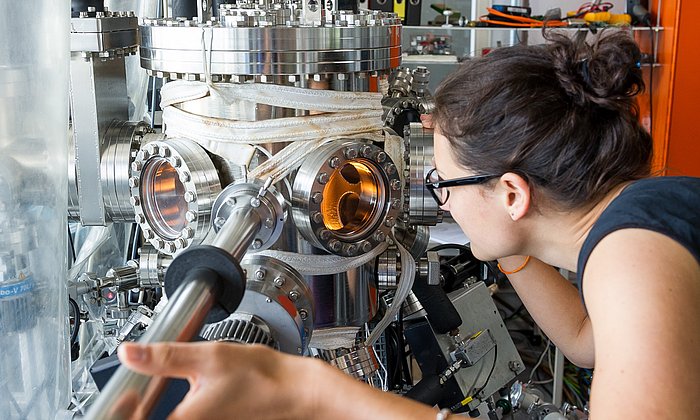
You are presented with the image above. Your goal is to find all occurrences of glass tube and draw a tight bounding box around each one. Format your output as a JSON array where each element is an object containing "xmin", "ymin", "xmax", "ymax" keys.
[{"xmin": 0, "ymin": 1, "xmax": 71, "ymax": 418}]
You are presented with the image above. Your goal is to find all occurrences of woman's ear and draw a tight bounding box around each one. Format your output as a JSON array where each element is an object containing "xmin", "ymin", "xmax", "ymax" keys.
[{"xmin": 498, "ymin": 172, "xmax": 531, "ymax": 221}]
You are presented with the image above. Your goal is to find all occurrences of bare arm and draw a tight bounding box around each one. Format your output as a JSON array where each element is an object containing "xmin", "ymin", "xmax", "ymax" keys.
[
  {"xmin": 582, "ymin": 229, "xmax": 700, "ymax": 417},
  {"xmin": 117, "ymin": 341, "xmax": 438, "ymax": 420},
  {"xmin": 498, "ymin": 256, "xmax": 594, "ymax": 367}
]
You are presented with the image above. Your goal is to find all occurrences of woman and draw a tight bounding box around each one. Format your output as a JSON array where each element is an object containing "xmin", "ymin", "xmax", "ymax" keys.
[{"xmin": 118, "ymin": 32, "xmax": 700, "ymax": 419}]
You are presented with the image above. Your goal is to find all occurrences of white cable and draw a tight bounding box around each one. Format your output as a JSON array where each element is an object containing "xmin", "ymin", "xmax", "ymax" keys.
[
  {"xmin": 365, "ymin": 239, "xmax": 416, "ymax": 347},
  {"xmin": 258, "ymin": 241, "xmax": 388, "ymax": 276}
]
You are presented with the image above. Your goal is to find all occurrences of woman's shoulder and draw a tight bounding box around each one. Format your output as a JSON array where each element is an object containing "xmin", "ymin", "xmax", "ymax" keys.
[{"xmin": 577, "ymin": 176, "xmax": 700, "ymax": 290}]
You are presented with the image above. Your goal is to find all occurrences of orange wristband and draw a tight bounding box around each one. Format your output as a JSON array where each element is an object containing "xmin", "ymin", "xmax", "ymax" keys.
[{"xmin": 497, "ymin": 256, "xmax": 531, "ymax": 275}]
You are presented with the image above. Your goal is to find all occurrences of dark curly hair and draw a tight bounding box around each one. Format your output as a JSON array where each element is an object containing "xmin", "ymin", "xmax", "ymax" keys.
[{"xmin": 432, "ymin": 30, "xmax": 652, "ymax": 210}]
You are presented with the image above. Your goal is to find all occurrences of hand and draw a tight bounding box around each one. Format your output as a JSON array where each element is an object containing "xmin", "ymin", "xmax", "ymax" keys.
[{"xmin": 117, "ymin": 341, "xmax": 322, "ymax": 420}]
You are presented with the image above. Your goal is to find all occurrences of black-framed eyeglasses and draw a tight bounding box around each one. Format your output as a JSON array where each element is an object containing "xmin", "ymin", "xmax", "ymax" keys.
[{"xmin": 424, "ymin": 168, "xmax": 499, "ymax": 206}]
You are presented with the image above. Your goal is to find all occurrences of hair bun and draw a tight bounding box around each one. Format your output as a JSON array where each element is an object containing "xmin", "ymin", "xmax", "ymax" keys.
[{"xmin": 548, "ymin": 30, "xmax": 644, "ymax": 111}]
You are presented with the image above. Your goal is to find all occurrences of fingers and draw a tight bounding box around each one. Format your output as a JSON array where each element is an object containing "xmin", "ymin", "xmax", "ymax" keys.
[{"xmin": 118, "ymin": 342, "xmax": 212, "ymax": 379}]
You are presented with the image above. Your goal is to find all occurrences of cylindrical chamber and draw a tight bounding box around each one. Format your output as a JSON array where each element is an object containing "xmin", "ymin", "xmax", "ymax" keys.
[
  {"xmin": 306, "ymin": 262, "xmax": 378, "ymax": 329},
  {"xmin": 0, "ymin": 0, "xmax": 71, "ymax": 417}
]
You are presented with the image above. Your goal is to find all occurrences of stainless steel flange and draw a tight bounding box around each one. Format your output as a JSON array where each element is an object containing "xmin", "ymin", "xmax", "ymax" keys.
[
  {"xmin": 211, "ymin": 180, "xmax": 286, "ymax": 253},
  {"xmin": 404, "ymin": 122, "xmax": 443, "ymax": 226},
  {"xmin": 235, "ymin": 255, "xmax": 315, "ymax": 354},
  {"xmin": 138, "ymin": 9, "xmax": 401, "ymax": 80},
  {"xmin": 129, "ymin": 137, "xmax": 222, "ymax": 255},
  {"xmin": 102, "ymin": 121, "xmax": 153, "ymax": 222},
  {"xmin": 69, "ymin": 120, "xmax": 152, "ymax": 222},
  {"xmin": 292, "ymin": 140, "xmax": 401, "ymax": 257}
]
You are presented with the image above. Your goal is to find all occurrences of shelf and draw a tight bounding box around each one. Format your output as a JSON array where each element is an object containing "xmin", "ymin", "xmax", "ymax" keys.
[{"xmin": 402, "ymin": 25, "xmax": 664, "ymax": 32}]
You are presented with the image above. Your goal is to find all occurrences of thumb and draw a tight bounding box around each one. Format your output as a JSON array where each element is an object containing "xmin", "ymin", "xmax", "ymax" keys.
[{"xmin": 118, "ymin": 342, "xmax": 204, "ymax": 380}]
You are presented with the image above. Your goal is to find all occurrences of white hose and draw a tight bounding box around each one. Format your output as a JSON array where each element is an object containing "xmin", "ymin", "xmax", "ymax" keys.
[
  {"xmin": 365, "ymin": 239, "xmax": 416, "ymax": 347},
  {"xmin": 258, "ymin": 241, "xmax": 388, "ymax": 276}
]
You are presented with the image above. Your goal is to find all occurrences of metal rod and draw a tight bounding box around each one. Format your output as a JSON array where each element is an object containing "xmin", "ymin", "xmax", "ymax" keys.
[
  {"xmin": 207, "ymin": 205, "xmax": 261, "ymax": 261},
  {"xmin": 85, "ymin": 274, "xmax": 219, "ymax": 419}
]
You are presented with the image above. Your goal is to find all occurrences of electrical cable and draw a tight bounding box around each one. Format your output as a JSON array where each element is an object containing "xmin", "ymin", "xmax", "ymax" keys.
[
  {"xmin": 528, "ymin": 339, "xmax": 551, "ymax": 382},
  {"xmin": 68, "ymin": 297, "xmax": 80, "ymax": 345},
  {"xmin": 68, "ymin": 224, "xmax": 76, "ymax": 264},
  {"xmin": 130, "ymin": 224, "xmax": 141, "ymax": 261},
  {"xmin": 471, "ymin": 344, "xmax": 498, "ymax": 398}
]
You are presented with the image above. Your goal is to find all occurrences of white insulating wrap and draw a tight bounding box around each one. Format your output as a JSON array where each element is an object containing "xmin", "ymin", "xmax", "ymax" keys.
[
  {"xmin": 160, "ymin": 81, "xmax": 392, "ymax": 184},
  {"xmin": 259, "ymin": 241, "xmax": 389, "ymax": 276},
  {"xmin": 365, "ymin": 239, "xmax": 416, "ymax": 347},
  {"xmin": 308, "ymin": 326, "xmax": 361, "ymax": 350}
]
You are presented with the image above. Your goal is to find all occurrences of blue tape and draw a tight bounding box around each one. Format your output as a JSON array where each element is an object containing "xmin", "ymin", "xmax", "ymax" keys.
[{"xmin": 0, "ymin": 277, "xmax": 35, "ymax": 299}]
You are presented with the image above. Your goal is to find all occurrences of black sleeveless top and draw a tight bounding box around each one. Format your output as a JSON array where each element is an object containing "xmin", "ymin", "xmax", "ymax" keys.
[{"xmin": 577, "ymin": 176, "xmax": 700, "ymax": 296}]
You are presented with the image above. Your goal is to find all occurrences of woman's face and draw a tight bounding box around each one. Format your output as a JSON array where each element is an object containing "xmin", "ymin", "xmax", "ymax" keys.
[{"xmin": 432, "ymin": 129, "xmax": 513, "ymax": 261}]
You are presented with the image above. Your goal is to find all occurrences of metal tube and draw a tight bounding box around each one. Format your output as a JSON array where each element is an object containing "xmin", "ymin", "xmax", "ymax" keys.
[
  {"xmin": 207, "ymin": 205, "xmax": 261, "ymax": 261},
  {"xmin": 85, "ymin": 274, "xmax": 219, "ymax": 419}
]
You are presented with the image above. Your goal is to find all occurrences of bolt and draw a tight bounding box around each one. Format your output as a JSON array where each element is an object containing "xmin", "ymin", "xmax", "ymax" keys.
[
  {"xmin": 252, "ymin": 238, "xmax": 263, "ymax": 249},
  {"xmin": 155, "ymin": 239, "xmax": 165, "ymax": 249},
  {"xmin": 329, "ymin": 156, "xmax": 340, "ymax": 168},
  {"xmin": 273, "ymin": 276, "xmax": 286, "ymax": 287},
  {"xmin": 345, "ymin": 147, "xmax": 358, "ymax": 159},
  {"xmin": 360, "ymin": 145, "xmax": 373, "ymax": 157},
  {"xmin": 390, "ymin": 179, "xmax": 401, "ymax": 191},
  {"xmin": 337, "ymin": 73, "xmax": 348, "ymax": 80},
  {"xmin": 264, "ymin": 218, "xmax": 274, "ymax": 229},
  {"xmin": 299, "ymin": 309, "xmax": 309, "ymax": 320},
  {"xmin": 385, "ymin": 163, "xmax": 396, "ymax": 175},
  {"xmin": 289, "ymin": 290, "xmax": 300, "ymax": 301},
  {"xmin": 184, "ymin": 191, "xmax": 196, "ymax": 202},
  {"xmin": 170, "ymin": 156, "xmax": 182, "ymax": 168},
  {"xmin": 328, "ymin": 239, "xmax": 341, "ymax": 252},
  {"xmin": 182, "ymin": 227, "xmax": 194, "ymax": 238},
  {"xmin": 509, "ymin": 361, "xmax": 522, "ymax": 372},
  {"xmin": 135, "ymin": 214, "xmax": 145, "ymax": 224},
  {"xmin": 175, "ymin": 238, "xmax": 188, "ymax": 249},
  {"xmin": 375, "ymin": 151, "xmax": 387, "ymax": 163},
  {"xmin": 313, "ymin": 74, "xmax": 323, "ymax": 82},
  {"xmin": 319, "ymin": 229, "xmax": 331, "ymax": 240},
  {"xmin": 131, "ymin": 161, "xmax": 142, "ymax": 172},
  {"xmin": 362, "ymin": 241, "xmax": 373, "ymax": 253},
  {"xmin": 344, "ymin": 244, "xmax": 358, "ymax": 255},
  {"xmin": 317, "ymin": 172, "xmax": 329, "ymax": 184},
  {"xmin": 130, "ymin": 196, "xmax": 140, "ymax": 206},
  {"xmin": 312, "ymin": 192, "xmax": 323, "ymax": 204},
  {"xmin": 165, "ymin": 242, "xmax": 176, "ymax": 253},
  {"xmin": 250, "ymin": 197, "xmax": 261, "ymax": 208},
  {"xmin": 312, "ymin": 212, "xmax": 323, "ymax": 224},
  {"xmin": 225, "ymin": 196, "xmax": 237, "ymax": 207},
  {"xmin": 391, "ymin": 198, "xmax": 401, "ymax": 209},
  {"xmin": 373, "ymin": 231, "xmax": 386, "ymax": 242},
  {"xmin": 179, "ymin": 171, "xmax": 191, "ymax": 183},
  {"xmin": 255, "ymin": 269, "xmax": 266, "ymax": 280},
  {"xmin": 128, "ymin": 177, "xmax": 139, "ymax": 188},
  {"xmin": 384, "ymin": 217, "xmax": 395, "ymax": 227},
  {"xmin": 214, "ymin": 217, "xmax": 226, "ymax": 229},
  {"xmin": 185, "ymin": 210, "xmax": 197, "ymax": 222},
  {"xmin": 147, "ymin": 144, "xmax": 160, "ymax": 156}
]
